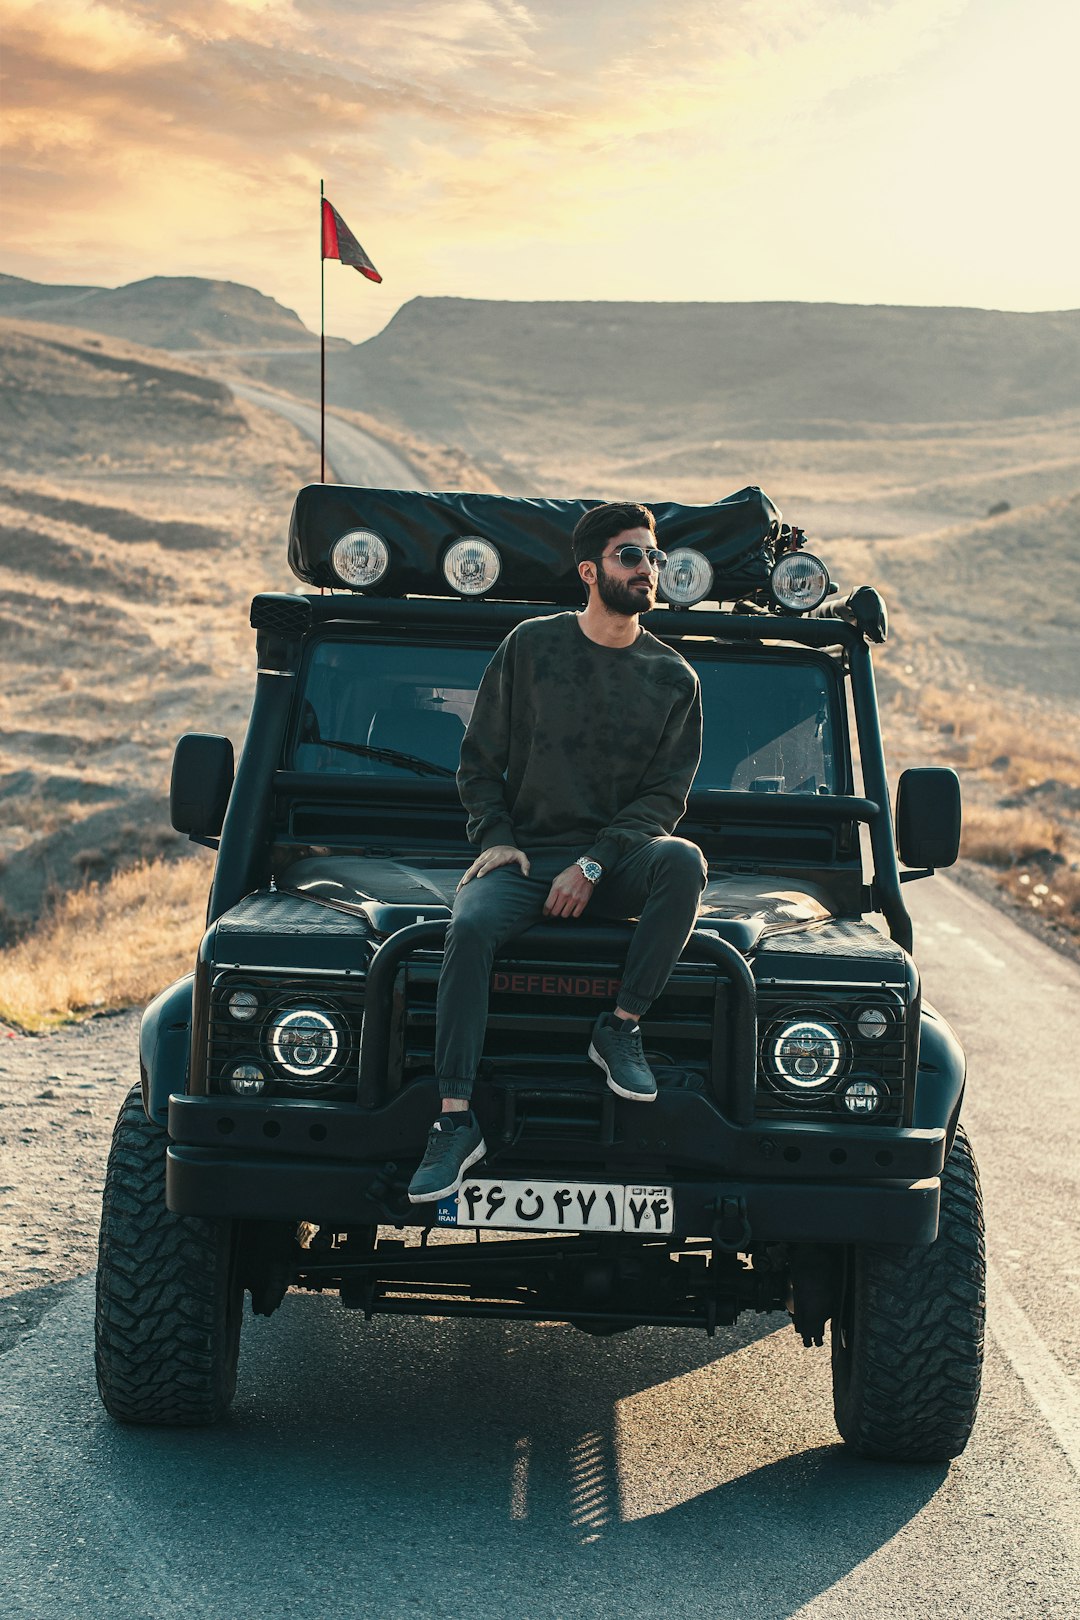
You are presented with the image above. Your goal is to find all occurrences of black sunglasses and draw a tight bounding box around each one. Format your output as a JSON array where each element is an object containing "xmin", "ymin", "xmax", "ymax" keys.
[{"xmin": 605, "ymin": 544, "xmax": 668, "ymax": 570}]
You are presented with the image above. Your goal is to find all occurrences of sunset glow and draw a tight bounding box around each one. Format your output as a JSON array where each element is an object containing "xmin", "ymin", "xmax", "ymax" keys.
[{"xmin": 2, "ymin": 0, "xmax": 1076, "ymax": 340}]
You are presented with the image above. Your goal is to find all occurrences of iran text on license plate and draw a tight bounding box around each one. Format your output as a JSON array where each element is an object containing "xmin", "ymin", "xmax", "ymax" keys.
[{"xmin": 438, "ymin": 1178, "xmax": 674, "ymax": 1234}]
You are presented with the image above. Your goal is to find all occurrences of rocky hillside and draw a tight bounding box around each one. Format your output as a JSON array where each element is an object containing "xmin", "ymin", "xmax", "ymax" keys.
[{"xmin": 0, "ymin": 273, "xmax": 313, "ymax": 351}]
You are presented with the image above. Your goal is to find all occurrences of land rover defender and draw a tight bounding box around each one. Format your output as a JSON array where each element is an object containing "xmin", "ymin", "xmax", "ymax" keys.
[{"xmin": 95, "ymin": 483, "xmax": 984, "ymax": 1460}]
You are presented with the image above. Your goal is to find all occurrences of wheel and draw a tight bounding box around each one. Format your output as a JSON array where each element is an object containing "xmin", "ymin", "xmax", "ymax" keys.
[
  {"xmin": 831, "ymin": 1122, "xmax": 985, "ymax": 1461},
  {"xmin": 95, "ymin": 1085, "xmax": 243, "ymax": 1425}
]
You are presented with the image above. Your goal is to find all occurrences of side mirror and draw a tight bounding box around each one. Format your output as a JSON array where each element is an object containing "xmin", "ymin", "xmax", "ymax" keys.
[
  {"xmin": 895, "ymin": 767, "xmax": 961, "ymax": 870},
  {"xmin": 170, "ymin": 734, "xmax": 234, "ymax": 839}
]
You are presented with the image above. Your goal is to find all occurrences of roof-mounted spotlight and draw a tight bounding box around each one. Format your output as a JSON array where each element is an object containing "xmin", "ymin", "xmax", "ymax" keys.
[
  {"xmin": 660, "ymin": 548, "xmax": 714, "ymax": 608},
  {"xmin": 770, "ymin": 551, "xmax": 830, "ymax": 612},
  {"xmin": 330, "ymin": 529, "xmax": 390, "ymax": 589},
  {"xmin": 443, "ymin": 536, "xmax": 501, "ymax": 597}
]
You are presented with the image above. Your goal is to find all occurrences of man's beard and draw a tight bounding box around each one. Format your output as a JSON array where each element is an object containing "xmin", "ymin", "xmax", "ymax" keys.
[{"xmin": 595, "ymin": 560, "xmax": 656, "ymax": 616}]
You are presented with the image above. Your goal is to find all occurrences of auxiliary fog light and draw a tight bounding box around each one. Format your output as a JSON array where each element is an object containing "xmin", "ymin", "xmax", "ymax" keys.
[
  {"xmin": 770, "ymin": 552, "xmax": 830, "ymax": 612},
  {"xmin": 227, "ymin": 988, "xmax": 259, "ymax": 1022},
  {"xmin": 443, "ymin": 536, "xmax": 501, "ymax": 596},
  {"xmin": 269, "ymin": 1007, "xmax": 341, "ymax": 1080},
  {"xmin": 660, "ymin": 549, "xmax": 714, "ymax": 607},
  {"xmin": 228, "ymin": 1063, "xmax": 266, "ymax": 1096},
  {"xmin": 330, "ymin": 529, "xmax": 390, "ymax": 589},
  {"xmin": 856, "ymin": 1006, "xmax": 889, "ymax": 1040},
  {"xmin": 841, "ymin": 1079, "xmax": 884, "ymax": 1116},
  {"xmin": 771, "ymin": 1019, "xmax": 844, "ymax": 1089}
]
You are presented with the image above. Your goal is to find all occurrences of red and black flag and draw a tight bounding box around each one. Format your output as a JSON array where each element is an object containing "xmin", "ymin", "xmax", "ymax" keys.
[{"xmin": 321, "ymin": 197, "xmax": 382, "ymax": 283}]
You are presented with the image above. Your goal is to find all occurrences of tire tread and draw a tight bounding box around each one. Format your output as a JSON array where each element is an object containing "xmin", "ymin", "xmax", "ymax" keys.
[
  {"xmin": 95, "ymin": 1085, "xmax": 240, "ymax": 1425},
  {"xmin": 832, "ymin": 1123, "xmax": 985, "ymax": 1462}
]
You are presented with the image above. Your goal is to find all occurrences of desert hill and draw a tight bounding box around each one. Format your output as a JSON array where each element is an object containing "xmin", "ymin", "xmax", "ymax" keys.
[
  {"xmin": 0, "ymin": 318, "xmax": 253, "ymax": 471},
  {"xmin": 347, "ymin": 296, "xmax": 1080, "ymax": 430},
  {"xmin": 0, "ymin": 317, "xmax": 496, "ymax": 947},
  {"xmin": 229, "ymin": 296, "xmax": 1080, "ymax": 527},
  {"xmin": 0, "ymin": 272, "xmax": 313, "ymax": 352},
  {"xmin": 0, "ymin": 321, "xmax": 313, "ymax": 942},
  {"xmin": 832, "ymin": 489, "xmax": 1080, "ymax": 709}
]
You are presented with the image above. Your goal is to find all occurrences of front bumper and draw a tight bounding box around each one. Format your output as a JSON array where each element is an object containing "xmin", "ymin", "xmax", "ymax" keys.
[{"xmin": 166, "ymin": 1085, "xmax": 945, "ymax": 1246}]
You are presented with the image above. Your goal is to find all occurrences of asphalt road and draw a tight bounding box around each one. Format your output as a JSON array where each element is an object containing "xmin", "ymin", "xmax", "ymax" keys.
[
  {"xmin": 2, "ymin": 873, "xmax": 1078, "ymax": 1618},
  {"xmin": 227, "ymin": 379, "xmax": 419, "ymax": 489}
]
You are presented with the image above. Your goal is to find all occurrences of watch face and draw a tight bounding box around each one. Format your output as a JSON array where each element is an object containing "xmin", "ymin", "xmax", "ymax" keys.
[{"xmin": 578, "ymin": 859, "xmax": 602, "ymax": 883}]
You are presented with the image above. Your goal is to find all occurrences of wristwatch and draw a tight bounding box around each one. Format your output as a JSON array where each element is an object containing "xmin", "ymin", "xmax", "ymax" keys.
[{"xmin": 576, "ymin": 857, "xmax": 603, "ymax": 885}]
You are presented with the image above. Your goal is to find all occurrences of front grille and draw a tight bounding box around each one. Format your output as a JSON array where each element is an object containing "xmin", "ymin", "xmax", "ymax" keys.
[
  {"xmin": 755, "ymin": 987, "xmax": 908, "ymax": 1124},
  {"xmin": 395, "ymin": 958, "xmax": 724, "ymax": 1095},
  {"xmin": 209, "ymin": 969, "xmax": 365, "ymax": 1098}
]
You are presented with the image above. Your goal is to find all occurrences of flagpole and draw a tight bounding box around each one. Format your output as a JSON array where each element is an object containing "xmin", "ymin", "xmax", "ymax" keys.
[{"xmin": 320, "ymin": 179, "xmax": 326, "ymax": 483}]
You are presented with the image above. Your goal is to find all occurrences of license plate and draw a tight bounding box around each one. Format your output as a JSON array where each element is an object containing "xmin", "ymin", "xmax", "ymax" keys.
[{"xmin": 437, "ymin": 1178, "xmax": 674, "ymax": 1234}]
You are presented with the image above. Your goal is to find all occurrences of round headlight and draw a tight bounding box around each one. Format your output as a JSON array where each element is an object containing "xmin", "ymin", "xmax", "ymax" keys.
[
  {"xmin": 660, "ymin": 549, "xmax": 714, "ymax": 607},
  {"xmin": 443, "ymin": 536, "xmax": 501, "ymax": 596},
  {"xmin": 770, "ymin": 1018, "xmax": 845, "ymax": 1089},
  {"xmin": 330, "ymin": 529, "xmax": 390, "ymax": 589},
  {"xmin": 770, "ymin": 551, "xmax": 830, "ymax": 612},
  {"xmin": 227, "ymin": 988, "xmax": 259, "ymax": 1022},
  {"xmin": 268, "ymin": 1006, "xmax": 342, "ymax": 1079},
  {"xmin": 228, "ymin": 1062, "xmax": 265, "ymax": 1096},
  {"xmin": 856, "ymin": 1007, "xmax": 889, "ymax": 1040},
  {"xmin": 841, "ymin": 1079, "xmax": 884, "ymax": 1115}
]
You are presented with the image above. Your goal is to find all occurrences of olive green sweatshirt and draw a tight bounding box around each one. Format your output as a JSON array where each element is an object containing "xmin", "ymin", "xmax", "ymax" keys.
[{"xmin": 458, "ymin": 611, "xmax": 702, "ymax": 871}]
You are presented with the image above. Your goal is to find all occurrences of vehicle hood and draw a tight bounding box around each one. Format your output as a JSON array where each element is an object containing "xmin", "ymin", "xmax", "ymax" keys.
[{"xmin": 279, "ymin": 853, "xmax": 835, "ymax": 946}]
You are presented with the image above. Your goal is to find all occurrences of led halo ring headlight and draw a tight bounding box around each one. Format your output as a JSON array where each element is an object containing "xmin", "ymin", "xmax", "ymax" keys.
[
  {"xmin": 770, "ymin": 551, "xmax": 830, "ymax": 612},
  {"xmin": 330, "ymin": 529, "xmax": 390, "ymax": 589},
  {"xmin": 660, "ymin": 548, "xmax": 714, "ymax": 607},
  {"xmin": 769, "ymin": 1017, "xmax": 846, "ymax": 1090},
  {"xmin": 267, "ymin": 1006, "xmax": 343, "ymax": 1080},
  {"xmin": 443, "ymin": 535, "xmax": 501, "ymax": 597}
]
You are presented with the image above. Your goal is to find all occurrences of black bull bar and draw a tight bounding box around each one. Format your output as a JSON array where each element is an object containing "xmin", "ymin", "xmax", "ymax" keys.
[{"xmin": 355, "ymin": 919, "xmax": 757, "ymax": 1115}]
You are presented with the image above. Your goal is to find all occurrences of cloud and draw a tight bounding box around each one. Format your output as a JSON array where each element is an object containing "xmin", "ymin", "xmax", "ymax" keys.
[
  {"xmin": 3, "ymin": 0, "xmax": 1068, "ymax": 335},
  {"xmin": 2, "ymin": 0, "xmax": 185, "ymax": 70}
]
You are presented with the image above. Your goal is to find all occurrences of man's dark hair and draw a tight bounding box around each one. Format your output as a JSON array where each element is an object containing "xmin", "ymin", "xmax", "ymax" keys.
[{"xmin": 572, "ymin": 502, "xmax": 657, "ymax": 565}]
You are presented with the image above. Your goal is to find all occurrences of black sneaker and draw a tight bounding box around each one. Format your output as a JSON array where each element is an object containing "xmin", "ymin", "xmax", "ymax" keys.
[
  {"xmin": 588, "ymin": 1013, "xmax": 658, "ymax": 1102},
  {"xmin": 407, "ymin": 1113, "xmax": 487, "ymax": 1204}
]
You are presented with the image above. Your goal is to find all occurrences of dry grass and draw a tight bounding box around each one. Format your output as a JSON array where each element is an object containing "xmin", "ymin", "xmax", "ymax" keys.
[
  {"xmin": 885, "ymin": 679, "xmax": 1080, "ymax": 950},
  {"xmin": 961, "ymin": 803, "xmax": 1068, "ymax": 866},
  {"xmin": 914, "ymin": 686, "xmax": 1080, "ymax": 791},
  {"xmin": 0, "ymin": 853, "xmax": 212, "ymax": 1031}
]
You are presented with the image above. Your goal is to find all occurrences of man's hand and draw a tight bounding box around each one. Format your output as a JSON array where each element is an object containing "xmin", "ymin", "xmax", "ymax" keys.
[
  {"xmin": 543, "ymin": 863, "xmax": 595, "ymax": 919},
  {"xmin": 457, "ymin": 845, "xmax": 530, "ymax": 889}
]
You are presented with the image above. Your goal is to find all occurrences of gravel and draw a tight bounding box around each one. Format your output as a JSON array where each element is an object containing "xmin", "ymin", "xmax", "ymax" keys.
[{"xmin": 0, "ymin": 1008, "xmax": 139, "ymax": 1316}]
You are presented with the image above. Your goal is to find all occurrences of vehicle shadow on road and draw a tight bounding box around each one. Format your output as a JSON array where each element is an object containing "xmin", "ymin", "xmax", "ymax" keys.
[{"xmin": 85, "ymin": 1293, "xmax": 947, "ymax": 1618}]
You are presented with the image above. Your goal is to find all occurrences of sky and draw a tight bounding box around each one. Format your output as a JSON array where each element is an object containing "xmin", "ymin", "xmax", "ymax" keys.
[{"xmin": 2, "ymin": 0, "xmax": 1077, "ymax": 342}]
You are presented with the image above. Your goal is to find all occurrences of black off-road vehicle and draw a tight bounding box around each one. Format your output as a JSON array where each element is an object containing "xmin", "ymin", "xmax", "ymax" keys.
[{"xmin": 95, "ymin": 483, "xmax": 984, "ymax": 1460}]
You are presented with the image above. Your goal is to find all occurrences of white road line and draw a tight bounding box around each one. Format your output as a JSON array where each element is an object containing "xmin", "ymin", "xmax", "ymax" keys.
[
  {"xmin": 987, "ymin": 1262, "xmax": 1080, "ymax": 1478},
  {"xmin": 961, "ymin": 938, "xmax": 1006, "ymax": 970},
  {"xmin": 928, "ymin": 901, "xmax": 1004, "ymax": 965}
]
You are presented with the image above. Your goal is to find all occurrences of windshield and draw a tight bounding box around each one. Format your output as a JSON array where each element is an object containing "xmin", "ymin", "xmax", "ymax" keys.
[{"xmin": 291, "ymin": 637, "xmax": 840, "ymax": 794}]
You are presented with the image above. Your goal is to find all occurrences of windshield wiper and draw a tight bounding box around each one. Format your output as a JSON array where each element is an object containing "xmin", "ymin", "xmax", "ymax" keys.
[
  {"xmin": 323, "ymin": 739, "xmax": 455, "ymax": 778},
  {"xmin": 300, "ymin": 703, "xmax": 456, "ymax": 778}
]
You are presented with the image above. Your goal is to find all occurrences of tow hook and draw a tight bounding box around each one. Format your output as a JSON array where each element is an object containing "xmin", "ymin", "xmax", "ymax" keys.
[{"xmin": 712, "ymin": 1196, "xmax": 752, "ymax": 1253}]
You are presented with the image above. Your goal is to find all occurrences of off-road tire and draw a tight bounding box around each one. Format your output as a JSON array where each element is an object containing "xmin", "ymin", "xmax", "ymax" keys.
[
  {"xmin": 831, "ymin": 1123, "xmax": 985, "ymax": 1462},
  {"xmin": 95, "ymin": 1085, "xmax": 242, "ymax": 1425}
]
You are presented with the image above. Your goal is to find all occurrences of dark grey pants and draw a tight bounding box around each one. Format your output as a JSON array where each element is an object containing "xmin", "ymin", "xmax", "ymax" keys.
[{"xmin": 436, "ymin": 837, "xmax": 708, "ymax": 1100}]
